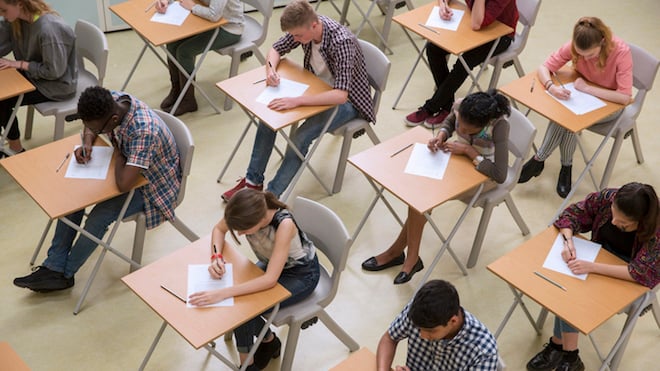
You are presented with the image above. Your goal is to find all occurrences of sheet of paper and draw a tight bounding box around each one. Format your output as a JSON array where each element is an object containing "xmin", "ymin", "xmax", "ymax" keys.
[
  {"xmin": 64, "ymin": 146, "xmax": 113, "ymax": 180},
  {"xmin": 546, "ymin": 82, "xmax": 606, "ymax": 115},
  {"xmin": 404, "ymin": 143, "xmax": 451, "ymax": 180},
  {"xmin": 150, "ymin": 2, "xmax": 190, "ymax": 26},
  {"xmin": 256, "ymin": 78, "xmax": 309, "ymax": 105},
  {"xmin": 187, "ymin": 263, "xmax": 234, "ymax": 308},
  {"xmin": 542, "ymin": 233, "xmax": 602, "ymax": 280},
  {"xmin": 425, "ymin": 7, "xmax": 464, "ymax": 31}
]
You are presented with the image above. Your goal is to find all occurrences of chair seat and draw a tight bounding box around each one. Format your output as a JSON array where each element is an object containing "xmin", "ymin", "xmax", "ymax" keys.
[
  {"xmin": 330, "ymin": 117, "xmax": 368, "ymax": 136},
  {"xmin": 33, "ymin": 71, "xmax": 98, "ymax": 116},
  {"xmin": 215, "ymin": 16, "xmax": 262, "ymax": 55},
  {"xmin": 271, "ymin": 268, "xmax": 331, "ymax": 326}
]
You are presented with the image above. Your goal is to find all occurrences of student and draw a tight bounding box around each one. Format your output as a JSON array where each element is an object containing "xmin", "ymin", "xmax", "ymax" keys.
[
  {"xmin": 404, "ymin": 0, "xmax": 517, "ymax": 129},
  {"xmin": 527, "ymin": 182, "xmax": 659, "ymax": 371},
  {"xmin": 188, "ymin": 188, "xmax": 320, "ymax": 370},
  {"xmin": 13, "ymin": 86, "xmax": 181, "ymax": 292},
  {"xmin": 0, "ymin": 0, "xmax": 77, "ymax": 154},
  {"xmin": 221, "ymin": 0, "xmax": 374, "ymax": 201},
  {"xmin": 362, "ymin": 90, "xmax": 510, "ymax": 284},
  {"xmin": 376, "ymin": 279, "xmax": 499, "ymax": 371},
  {"xmin": 518, "ymin": 17, "xmax": 633, "ymax": 198},
  {"xmin": 155, "ymin": 0, "xmax": 244, "ymax": 116}
]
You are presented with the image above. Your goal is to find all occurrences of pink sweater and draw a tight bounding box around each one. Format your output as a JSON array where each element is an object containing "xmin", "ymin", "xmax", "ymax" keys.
[{"xmin": 544, "ymin": 36, "xmax": 633, "ymax": 96}]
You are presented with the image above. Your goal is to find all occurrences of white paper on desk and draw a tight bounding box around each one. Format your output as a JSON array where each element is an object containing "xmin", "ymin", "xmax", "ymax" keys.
[
  {"xmin": 255, "ymin": 78, "xmax": 309, "ymax": 105},
  {"xmin": 426, "ymin": 7, "xmax": 464, "ymax": 31},
  {"xmin": 150, "ymin": 2, "xmax": 190, "ymax": 26},
  {"xmin": 546, "ymin": 82, "xmax": 606, "ymax": 115},
  {"xmin": 404, "ymin": 143, "xmax": 451, "ymax": 180},
  {"xmin": 64, "ymin": 145, "xmax": 113, "ymax": 180},
  {"xmin": 542, "ymin": 233, "xmax": 601, "ymax": 280},
  {"xmin": 187, "ymin": 264, "xmax": 234, "ymax": 308}
]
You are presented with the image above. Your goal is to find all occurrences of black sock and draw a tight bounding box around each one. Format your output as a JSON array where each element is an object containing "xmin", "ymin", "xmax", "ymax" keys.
[
  {"xmin": 562, "ymin": 349, "xmax": 579, "ymax": 362},
  {"xmin": 549, "ymin": 338, "xmax": 562, "ymax": 351}
]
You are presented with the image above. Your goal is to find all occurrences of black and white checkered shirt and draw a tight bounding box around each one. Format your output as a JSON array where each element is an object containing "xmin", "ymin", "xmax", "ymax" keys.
[{"xmin": 388, "ymin": 304, "xmax": 499, "ymax": 371}]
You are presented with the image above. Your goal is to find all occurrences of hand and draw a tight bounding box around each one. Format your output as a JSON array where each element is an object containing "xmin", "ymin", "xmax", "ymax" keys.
[
  {"xmin": 268, "ymin": 97, "xmax": 299, "ymax": 111},
  {"xmin": 188, "ymin": 289, "xmax": 227, "ymax": 307},
  {"xmin": 566, "ymin": 259, "xmax": 594, "ymax": 275},
  {"xmin": 548, "ymin": 84, "xmax": 571, "ymax": 100},
  {"xmin": 561, "ymin": 239, "xmax": 576, "ymax": 263},
  {"xmin": 180, "ymin": 0, "xmax": 195, "ymax": 10},
  {"xmin": 208, "ymin": 259, "xmax": 226, "ymax": 279},
  {"xmin": 74, "ymin": 144, "xmax": 92, "ymax": 164},
  {"xmin": 573, "ymin": 77, "xmax": 590, "ymax": 94},
  {"xmin": 394, "ymin": 366, "xmax": 411, "ymax": 371},
  {"xmin": 441, "ymin": 141, "xmax": 471, "ymax": 156},
  {"xmin": 266, "ymin": 69, "xmax": 280, "ymax": 87},
  {"xmin": 0, "ymin": 58, "xmax": 20, "ymax": 70},
  {"xmin": 427, "ymin": 131, "xmax": 447, "ymax": 152},
  {"xmin": 155, "ymin": 0, "xmax": 168, "ymax": 13},
  {"xmin": 439, "ymin": 3, "xmax": 453, "ymax": 20}
]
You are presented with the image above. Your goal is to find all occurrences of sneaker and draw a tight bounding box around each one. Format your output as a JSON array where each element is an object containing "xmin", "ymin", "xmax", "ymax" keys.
[
  {"xmin": 253, "ymin": 334, "xmax": 281, "ymax": 369},
  {"xmin": 423, "ymin": 110, "xmax": 450, "ymax": 129},
  {"xmin": 405, "ymin": 108, "xmax": 432, "ymax": 127},
  {"xmin": 221, "ymin": 177, "xmax": 263, "ymax": 202},
  {"xmin": 526, "ymin": 341, "xmax": 563, "ymax": 371},
  {"xmin": 555, "ymin": 356, "xmax": 585, "ymax": 371},
  {"xmin": 14, "ymin": 266, "xmax": 74, "ymax": 292}
]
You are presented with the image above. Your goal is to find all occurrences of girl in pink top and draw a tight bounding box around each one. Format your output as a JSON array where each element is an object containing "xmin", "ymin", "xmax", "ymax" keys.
[{"xmin": 518, "ymin": 17, "xmax": 633, "ymax": 199}]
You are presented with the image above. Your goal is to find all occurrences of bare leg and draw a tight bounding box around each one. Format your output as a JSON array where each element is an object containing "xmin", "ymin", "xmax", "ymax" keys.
[
  {"xmin": 560, "ymin": 332, "xmax": 578, "ymax": 351},
  {"xmin": 9, "ymin": 138, "xmax": 23, "ymax": 152},
  {"xmin": 400, "ymin": 208, "xmax": 425, "ymax": 273}
]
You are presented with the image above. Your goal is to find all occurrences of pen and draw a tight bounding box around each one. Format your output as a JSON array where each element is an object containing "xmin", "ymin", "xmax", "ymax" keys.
[
  {"xmin": 418, "ymin": 23, "xmax": 439, "ymax": 34},
  {"xmin": 253, "ymin": 78, "xmax": 267, "ymax": 84},
  {"xmin": 561, "ymin": 233, "xmax": 575, "ymax": 259},
  {"xmin": 268, "ymin": 61, "xmax": 279, "ymax": 80},
  {"xmin": 530, "ymin": 78, "xmax": 535, "ymax": 93},
  {"xmin": 56, "ymin": 153, "xmax": 70, "ymax": 173},
  {"xmin": 552, "ymin": 71, "xmax": 566, "ymax": 89},
  {"xmin": 145, "ymin": 0, "xmax": 157, "ymax": 12},
  {"xmin": 390, "ymin": 143, "xmax": 413, "ymax": 158},
  {"xmin": 213, "ymin": 244, "xmax": 226, "ymax": 264},
  {"xmin": 534, "ymin": 271, "xmax": 567, "ymax": 291},
  {"xmin": 80, "ymin": 131, "xmax": 87, "ymax": 165},
  {"xmin": 161, "ymin": 285, "xmax": 187, "ymax": 303}
]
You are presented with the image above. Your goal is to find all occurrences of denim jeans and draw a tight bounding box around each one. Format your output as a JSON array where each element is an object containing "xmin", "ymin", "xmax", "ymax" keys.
[
  {"xmin": 246, "ymin": 102, "xmax": 359, "ymax": 197},
  {"xmin": 43, "ymin": 189, "xmax": 145, "ymax": 278},
  {"xmin": 234, "ymin": 254, "xmax": 320, "ymax": 353},
  {"xmin": 166, "ymin": 28, "xmax": 241, "ymax": 74}
]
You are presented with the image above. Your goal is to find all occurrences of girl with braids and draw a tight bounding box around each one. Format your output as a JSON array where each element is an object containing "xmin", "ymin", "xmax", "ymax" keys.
[
  {"xmin": 0, "ymin": 0, "xmax": 76, "ymax": 154},
  {"xmin": 362, "ymin": 90, "xmax": 511, "ymax": 284},
  {"xmin": 188, "ymin": 188, "xmax": 320, "ymax": 370},
  {"xmin": 519, "ymin": 16, "xmax": 633, "ymax": 198},
  {"xmin": 527, "ymin": 182, "xmax": 660, "ymax": 371}
]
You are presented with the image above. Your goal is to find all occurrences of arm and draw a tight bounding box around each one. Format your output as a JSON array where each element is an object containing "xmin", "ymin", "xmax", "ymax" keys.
[
  {"xmin": 266, "ymin": 48, "xmax": 282, "ymax": 86},
  {"xmin": 475, "ymin": 118, "xmax": 509, "ymax": 183},
  {"xmin": 376, "ymin": 332, "xmax": 398, "ymax": 371},
  {"xmin": 470, "ymin": 0, "xmax": 486, "ymax": 30},
  {"xmin": 207, "ymin": 219, "xmax": 229, "ymax": 279},
  {"xmin": 573, "ymin": 80, "xmax": 632, "ymax": 105},
  {"xmin": 567, "ymin": 259, "xmax": 634, "ymax": 282},
  {"xmin": 538, "ymin": 65, "xmax": 572, "ymax": 100},
  {"xmin": 114, "ymin": 154, "xmax": 143, "ymax": 193},
  {"xmin": 74, "ymin": 127, "xmax": 97, "ymax": 164},
  {"xmin": 24, "ymin": 24, "xmax": 73, "ymax": 81},
  {"xmin": 183, "ymin": 0, "xmax": 227, "ymax": 22}
]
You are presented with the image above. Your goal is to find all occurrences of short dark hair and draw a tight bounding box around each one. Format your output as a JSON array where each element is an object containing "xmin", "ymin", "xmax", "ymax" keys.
[
  {"xmin": 408, "ymin": 280, "xmax": 460, "ymax": 328},
  {"xmin": 77, "ymin": 86, "xmax": 115, "ymax": 121}
]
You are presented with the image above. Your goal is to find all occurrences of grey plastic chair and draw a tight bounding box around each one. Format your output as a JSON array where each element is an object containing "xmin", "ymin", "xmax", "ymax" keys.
[
  {"xmin": 215, "ymin": 0, "xmax": 273, "ymax": 111},
  {"xmin": 578, "ymin": 43, "xmax": 660, "ymax": 189},
  {"xmin": 269, "ymin": 197, "xmax": 359, "ymax": 371},
  {"xmin": 329, "ymin": 39, "xmax": 390, "ymax": 193},
  {"xmin": 24, "ymin": 19, "xmax": 109, "ymax": 141},
  {"xmin": 463, "ymin": 107, "xmax": 537, "ymax": 268},
  {"xmin": 486, "ymin": 0, "xmax": 542, "ymax": 90}
]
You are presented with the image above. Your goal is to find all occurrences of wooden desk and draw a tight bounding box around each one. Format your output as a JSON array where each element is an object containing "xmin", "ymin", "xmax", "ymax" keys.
[
  {"xmin": 215, "ymin": 58, "xmax": 338, "ymax": 201},
  {"xmin": 0, "ymin": 342, "xmax": 31, "ymax": 371},
  {"xmin": 0, "ymin": 69, "xmax": 35, "ymax": 156},
  {"xmin": 487, "ymin": 226, "xmax": 649, "ymax": 370},
  {"xmin": 329, "ymin": 347, "xmax": 379, "ymax": 371},
  {"xmin": 110, "ymin": 0, "xmax": 228, "ymax": 114},
  {"xmin": 122, "ymin": 235, "xmax": 291, "ymax": 370},
  {"xmin": 349, "ymin": 126, "xmax": 488, "ymax": 282},
  {"xmin": 0, "ymin": 135, "xmax": 148, "ymax": 314},
  {"xmin": 392, "ymin": 2, "xmax": 513, "ymax": 108}
]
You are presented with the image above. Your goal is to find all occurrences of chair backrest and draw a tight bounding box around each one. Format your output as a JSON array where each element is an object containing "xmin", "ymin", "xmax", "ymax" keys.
[
  {"xmin": 503, "ymin": 107, "xmax": 537, "ymax": 188},
  {"xmin": 243, "ymin": 0, "xmax": 274, "ymax": 47},
  {"xmin": 624, "ymin": 43, "xmax": 660, "ymax": 121},
  {"xmin": 357, "ymin": 39, "xmax": 391, "ymax": 118},
  {"xmin": 508, "ymin": 0, "xmax": 541, "ymax": 56},
  {"xmin": 292, "ymin": 197, "xmax": 351, "ymax": 307},
  {"xmin": 154, "ymin": 110, "xmax": 195, "ymax": 206},
  {"xmin": 74, "ymin": 19, "xmax": 109, "ymax": 85}
]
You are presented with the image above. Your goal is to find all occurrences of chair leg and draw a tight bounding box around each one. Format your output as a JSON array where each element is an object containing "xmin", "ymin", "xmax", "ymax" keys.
[
  {"xmin": 630, "ymin": 126, "xmax": 644, "ymax": 164},
  {"xmin": 487, "ymin": 61, "xmax": 503, "ymax": 90},
  {"xmin": 332, "ymin": 132, "xmax": 355, "ymax": 194},
  {"xmin": 599, "ymin": 132, "xmax": 625, "ymax": 190},
  {"xmin": 169, "ymin": 218, "xmax": 200, "ymax": 242},
  {"xmin": 54, "ymin": 114, "xmax": 66, "ymax": 140},
  {"xmin": 25, "ymin": 106, "xmax": 35, "ymax": 140},
  {"xmin": 504, "ymin": 194, "xmax": 530, "ymax": 236},
  {"xmin": 652, "ymin": 297, "xmax": 660, "ymax": 329},
  {"xmin": 364, "ymin": 124, "xmax": 380, "ymax": 145},
  {"xmin": 130, "ymin": 213, "xmax": 147, "ymax": 273},
  {"xmin": 223, "ymin": 52, "xmax": 243, "ymax": 111},
  {"xmin": 512, "ymin": 57, "xmax": 525, "ymax": 78},
  {"xmin": 280, "ymin": 322, "xmax": 303, "ymax": 371},
  {"xmin": 467, "ymin": 203, "xmax": 495, "ymax": 268},
  {"xmin": 318, "ymin": 310, "xmax": 359, "ymax": 352}
]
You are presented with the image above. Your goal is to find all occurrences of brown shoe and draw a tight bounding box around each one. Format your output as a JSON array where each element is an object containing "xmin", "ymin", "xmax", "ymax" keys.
[{"xmin": 172, "ymin": 71, "xmax": 198, "ymax": 116}]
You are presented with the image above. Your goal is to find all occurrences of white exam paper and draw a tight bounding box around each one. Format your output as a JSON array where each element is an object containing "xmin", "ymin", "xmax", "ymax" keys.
[
  {"xmin": 150, "ymin": 2, "xmax": 190, "ymax": 26},
  {"xmin": 256, "ymin": 78, "xmax": 309, "ymax": 105},
  {"xmin": 64, "ymin": 145, "xmax": 113, "ymax": 180},
  {"xmin": 187, "ymin": 263, "xmax": 234, "ymax": 308},
  {"xmin": 542, "ymin": 233, "xmax": 601, "ymax": 280},
  {"xmin": 404, "ymin": 143, "xmax": 451, "ymax": 180},
  {"xmin": 425, "ymin": 7, "xmax": 464, "ymax": 31},
  {"xmin": 546, "ymin": 82, "xmax": 606, "ymax": 115}
]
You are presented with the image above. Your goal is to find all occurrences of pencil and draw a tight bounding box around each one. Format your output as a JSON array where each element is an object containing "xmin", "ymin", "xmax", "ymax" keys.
[
  {"xmin": 390, "ymin": 143, "xmax": 413, "ymax": 158},
  {"xmin": 145, "ymin": 0, "xmax": 157, "ymax": 12},
  {"xmin": 530, "ymin": 78, "xmax": 535, "ymax": 93},
  {"xmin": 534, "ymin": 271, "xmax": 567, "ymax": 291},
  {"xmin": 56, "ymin": 153, "xmax": 70, "ymax": 173},
  {"xmin": 418, "ymin": 23, "xmax": 439, "ymax": 34},
  {"xmin": 161, "ymin": 285, "xmax": 187, "ymax": 303},
  {"xmin": 551, "ymin": 71, "xmax": 566, "ymax": 89}
]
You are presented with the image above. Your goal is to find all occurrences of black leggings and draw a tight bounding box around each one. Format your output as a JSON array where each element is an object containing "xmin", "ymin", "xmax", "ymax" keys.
[{"xmin": 0, "ymin": 89, "xmax": 49, "ymax": 140}]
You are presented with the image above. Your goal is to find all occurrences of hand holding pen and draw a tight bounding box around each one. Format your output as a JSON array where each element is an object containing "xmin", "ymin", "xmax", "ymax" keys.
[
  {"xmin": 439, "ymin": 0, "xmax": 453, "ymax": 20},
  {"xmin": 550, "ymin": 71, "xmax": 571, "ymax": 100},
  {"xmin": 427, "ymin": 130, "xmax": 448, "ymax": 152},
  {"xmin": 208, "ymin": 243, "xmax": 226, "ymax": 279},
  {"xmin": 266, "ymin": 61, "xmax": 280, "ymax": 87},
  {"xmin": 152, "ymin": 0, "xmax": 168, "ymax": 14},
  {"xmin": 560, "ymin": 230, "xmax": 576, "ymax": 262},
  {"xmin": 75, "ymin": 130, "xmax": 92, "ymax": 164}
]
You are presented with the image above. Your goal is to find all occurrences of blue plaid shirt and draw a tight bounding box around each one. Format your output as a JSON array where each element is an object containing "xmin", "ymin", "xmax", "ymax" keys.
[
  {"xmin": 109, "ymin": 91, "xmax": 181, "ymax": 229},
  {"xmin": 389, "ymin": 304, "xmax": 498, "ymax": 371},
  {"xmin": 272, "ymin": 15, "xmax": 375, "ymax": 123}
]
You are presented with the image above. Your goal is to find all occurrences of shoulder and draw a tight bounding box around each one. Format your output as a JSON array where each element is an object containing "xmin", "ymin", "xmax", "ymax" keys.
[
  {"xmin": 320, "ymin": 15, "xmax": 355, "ymax": 45},
  {"xmin": 36, "ymin": 13, "xmax": 74, "ymax": 37}
]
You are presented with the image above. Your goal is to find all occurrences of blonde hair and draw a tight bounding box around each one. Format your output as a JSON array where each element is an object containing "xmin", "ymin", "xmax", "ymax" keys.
[
  {"xmin": 280, "ymin": 0, "xmax": 318, "ymax": 32},
  {"xmin": 571, "ymin": 17, "xmax": 613, "ymax": 69},
  {"xmin": 2, "ymin": 0, "xmax": 56, "ymax": 38}
]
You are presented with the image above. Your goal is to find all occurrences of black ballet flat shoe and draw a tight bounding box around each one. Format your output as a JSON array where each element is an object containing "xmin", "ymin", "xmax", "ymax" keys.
[
  {"xmin": 393, "ymin": 259, "xmax": 424, "ymax": 285},
  {"xmin": 556, "ymin": 165, "xmax": 572, "ymax": 198},
  {"xmin": 361, "ymin": 253, "xmax": 405, "ymax": 272}
]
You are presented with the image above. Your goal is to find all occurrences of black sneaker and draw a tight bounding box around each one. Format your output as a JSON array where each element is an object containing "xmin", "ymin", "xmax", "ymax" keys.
[
  {"xmin": 526, "ymin": 341, "xmax": 562, "ymax": 371},
  {"xmin": 253, "ymin": 334, "xmax": 281, "ymax": 369},
  {"xmin": 555, "ymin": 356, "xmax": 585, "ymax": 371},
  {"xmin": 14, "ymin": 267, "xmax": 74, "ymax": 292}
]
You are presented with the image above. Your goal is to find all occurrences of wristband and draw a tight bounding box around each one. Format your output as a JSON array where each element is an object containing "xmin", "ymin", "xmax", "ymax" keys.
[
  {"xmin": 544, "ymin": 79, "xmax": 553, "ymax": 90},
  {"xmin": 211, "ymin": 253, "xmax": 225, "ymax": 263}
]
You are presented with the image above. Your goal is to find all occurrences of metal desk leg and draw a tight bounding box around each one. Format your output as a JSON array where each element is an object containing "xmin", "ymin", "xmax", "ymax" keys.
[
  {"xmin": 351, "ymin": 177, "xmax": 404, "ymax": 243},
  {"xmin": 139, "ymin": 321, "xmax": 168, "ymax": 371},
  {"xmin": 494, "ymin": 285, "xmax": 544, "ymax": 339},
  {"xmin": 29, "ymin": 219, "xmax": 53, "ymax": 266},
  {"xmin": 392, "ymin": 29, "xmax": 432, "ymax": 110},
  {"xmin": 0, "ymin": 93, "xmax": 25, "ymax": 156},
  {"xmin": 461, "ymin": 37, "xmax": 501, "ymax": 95}
]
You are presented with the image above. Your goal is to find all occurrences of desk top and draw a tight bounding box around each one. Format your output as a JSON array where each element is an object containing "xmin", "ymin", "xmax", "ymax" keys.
[
  {"xmin": 0, "ymin": 135, "xmax": 147, "ymax": 219},
  {"xmin": 393, "ymin": 2, "xmax": 513, "ymax": 55},
  {"xmin": 0, "ymin": 69, "xmax": 35, "ymax": 101},
  {"xmin": 0, "ymin": 342, "xmax": 30, "ymax": 371},
  {"xmin": 499, "ymin": 69, "xmax": 625, "ymax": 132},
  {"xmin": 348, "ymin": 126, "xmax": 487, "ymax": 214},
  {"xmin": 121, "ymin": 235, "xmax": 291, "ymax": 349},
  {"xmin": 110, "ymin": 0, "xmax": 227, "ymax": 46},
  {"xmin": 216, "ymin": 58, "xmax": 335, "ymax": 131},
  {"xmin": 329, "ymin": 348, "xmax": 380, "ymax": 371},
  {"xmin": 487, "ymin": 226, "xmax": 649, "ymax": 334}
]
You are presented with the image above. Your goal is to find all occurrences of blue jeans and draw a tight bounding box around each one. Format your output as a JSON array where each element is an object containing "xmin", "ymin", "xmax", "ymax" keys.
[
  {"xmin": 234, "ymin": 255, "xmax": 320, "ymax": 353},
  {"xmin": 43, "ymin": 189, "xmax": 145, "ymax": 278},
  {"xmin": 246, "ymin": 102, "xmax": 359, "ymax": 197}
]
